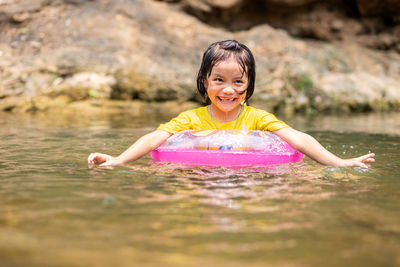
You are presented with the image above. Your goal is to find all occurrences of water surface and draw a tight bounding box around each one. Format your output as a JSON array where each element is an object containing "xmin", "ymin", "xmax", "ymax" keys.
[{"xmin": 0, "ymin": 113, "xmax": 399, "ymax": 267}]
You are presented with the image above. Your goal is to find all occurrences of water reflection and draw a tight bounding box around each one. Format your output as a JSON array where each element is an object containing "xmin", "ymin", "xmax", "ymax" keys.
[{"xmin": 111, "ymin": 160, "xmax": 377, "ymax": 237}]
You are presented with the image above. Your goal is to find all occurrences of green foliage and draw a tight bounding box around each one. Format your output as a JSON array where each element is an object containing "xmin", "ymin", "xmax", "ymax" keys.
[
  {"xmin": 282, "ymin": 73, "xmax": 331, "ymax": 115},
  {"xmin": 291, "ymin": 74, "xmax": 314, "ymax": 94},
  {"xmin": 89, "ymin": 89, "xmax": 99, "ymax": 99}
]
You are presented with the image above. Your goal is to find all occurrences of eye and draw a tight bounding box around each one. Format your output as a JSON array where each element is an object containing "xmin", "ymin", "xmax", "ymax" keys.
[
  {"xmin": 235, "ymin": 80, "xmax": 244, "ymax": 84},
  {"xmin": 214, "ymin": 78, "xmax": 223, "ymax": 82}
]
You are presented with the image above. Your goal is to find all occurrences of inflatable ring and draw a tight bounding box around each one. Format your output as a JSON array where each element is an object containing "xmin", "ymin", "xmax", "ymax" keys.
[{"xmin": 150, "ymin": 130, "xmax": 303, "ymax": 167}]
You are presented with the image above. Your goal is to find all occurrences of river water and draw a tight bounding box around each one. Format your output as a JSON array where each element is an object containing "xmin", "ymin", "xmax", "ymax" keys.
[{"xmin": 0, "ymin": 112, "xmax": 399, "ymax": 267}]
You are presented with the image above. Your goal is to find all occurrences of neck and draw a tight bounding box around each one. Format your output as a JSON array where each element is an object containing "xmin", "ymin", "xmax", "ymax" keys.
[{"xmin": 209, "ymin": 105, "xmax": 242, "ymax": 123}]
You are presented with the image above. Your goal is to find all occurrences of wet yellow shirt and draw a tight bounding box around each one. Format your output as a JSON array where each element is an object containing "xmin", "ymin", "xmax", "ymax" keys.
[{"xmin": 157, "ymin": 106, "xmax": 289, "ymax": 134}]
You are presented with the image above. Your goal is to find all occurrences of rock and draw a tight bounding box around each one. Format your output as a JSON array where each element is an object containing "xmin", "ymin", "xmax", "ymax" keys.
[
  {"xmin": 181, "ymin": 0, "xmax": 247, "ymax": 29},
  {"xmin": 262, "ymin": 0, "xmax": 319, "ymax": 7},
  {"xmin": 11, "ymin": 12, "xmax": 30, "ymax": 23},
  {"xmin": 319, "ymin": 72, "xmax": 400, "ymax": 111},
  {"xmin": 0, "ymin": 0, "xmax": 399, "ymax": 115},
  {"xmin": 354, "ymin": 0, "xmax": 400, "ymax": 16},
  {"xmin": 113, "ymin": 69, "xmax": 180, "ymax": 101},
  {"xmin": 49, "ymin": 72, "xmax": 116, "ymax": 101},
  {"xmin": 183, "ymin": 0, "xmax": 243, "ymax": 10},
  {"xmin": 176, "ymin": 0, "xmax": 399, "ymax": 52},
  {"xmin": 0, "ymin": 0, "xmax": 50, "ymax": 17}
]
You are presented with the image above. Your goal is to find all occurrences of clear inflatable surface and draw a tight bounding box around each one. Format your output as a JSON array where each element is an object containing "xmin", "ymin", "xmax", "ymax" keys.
[
  {"xmin": 151, "ymin": 130, "xmax": 303, "ymax": 167},
  {"xmin": 159, "ymin": 130, "xmax": 289, "ymax": 153}
]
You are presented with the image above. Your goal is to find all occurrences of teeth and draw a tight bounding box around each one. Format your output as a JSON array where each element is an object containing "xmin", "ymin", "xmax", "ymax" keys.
[{"xmin": 218, "ymin": 97, "xmax": 236, "ymax": 103}]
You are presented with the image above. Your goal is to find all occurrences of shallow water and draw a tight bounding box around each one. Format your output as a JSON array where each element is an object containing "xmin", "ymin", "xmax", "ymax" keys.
[{"xmin": 0, "ymin": 113, "xmax": 399, "ymax": 267}]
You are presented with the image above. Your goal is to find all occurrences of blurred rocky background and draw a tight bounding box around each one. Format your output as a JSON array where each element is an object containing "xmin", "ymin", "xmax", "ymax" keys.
[{"xmin": 0, "ymin": 0, "xmax": 399, "ymax": 117}]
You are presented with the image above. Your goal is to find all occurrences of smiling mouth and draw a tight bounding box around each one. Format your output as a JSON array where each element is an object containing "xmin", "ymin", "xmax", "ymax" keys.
[{"xmin": 217, "ymin": 96, "xmax": 237, "ymax": 103}]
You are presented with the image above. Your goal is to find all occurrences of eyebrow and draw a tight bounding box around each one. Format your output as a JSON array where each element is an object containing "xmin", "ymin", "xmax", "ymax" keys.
[{"xmin": 212, "ymin": 73, "xmax": 246, "ymax": 79}]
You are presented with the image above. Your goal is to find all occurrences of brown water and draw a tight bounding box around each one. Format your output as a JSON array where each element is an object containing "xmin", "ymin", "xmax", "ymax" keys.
[{"xmin": 0, "ymin": 113, "xmax": 399, "ymax": 267}]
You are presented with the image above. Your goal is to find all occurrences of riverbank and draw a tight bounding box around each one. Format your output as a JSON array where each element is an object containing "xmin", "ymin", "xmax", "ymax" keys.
[{"xmin": 0, "ymin": 0, "xmax": 399, "ymax": 114}]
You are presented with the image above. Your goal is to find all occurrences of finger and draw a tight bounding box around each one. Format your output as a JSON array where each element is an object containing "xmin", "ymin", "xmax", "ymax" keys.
[
  {"xmin": 89, "ymin": 154, "xmax": 98, "ymax": 164},
  {"xmin": 89, "ymin": 153, "xmax": 107, "ymax": 164},
  {"xmin": 358, "ymin": 153, "xmax": 375, "ymax": 161},
  {"xmin": 88, "ymin": 152, "xmax": 100, "ymax": 163},
  {"xmin": 99, "ymin": 162, "xmax": 114, "ymax": 169},
  {"xmin": 356, "ymin": 162, "xmax": 369, "ymax": 169},
  {"xmin": 363, "ymin": 158, "xmax": 375, "ymax": 163},
  {"xmin": 88, "ymin": 153, "xmax": 95, "ymax": 163},
  {"xmin": 362, "ymin": 153, "xmax": 375, "ymax": 159}
]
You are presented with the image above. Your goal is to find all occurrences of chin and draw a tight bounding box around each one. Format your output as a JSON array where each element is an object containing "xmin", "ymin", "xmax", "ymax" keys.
[{"xmin": 215, "ymin": 104, "xmax": 241, "ymax": 113}]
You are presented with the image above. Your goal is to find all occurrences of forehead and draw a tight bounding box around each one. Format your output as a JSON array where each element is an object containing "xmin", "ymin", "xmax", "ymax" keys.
[{"xmin": 211, "ymin": 57, "xmax": 245, "ymax": 75}]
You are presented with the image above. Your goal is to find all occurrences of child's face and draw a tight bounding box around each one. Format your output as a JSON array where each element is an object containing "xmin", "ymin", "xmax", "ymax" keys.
[{"xmin": 205, "ymin": 57, "xmax": 248, "ymax": 114}]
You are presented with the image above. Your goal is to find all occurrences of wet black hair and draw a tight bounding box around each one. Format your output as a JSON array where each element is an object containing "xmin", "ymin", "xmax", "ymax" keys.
[{"xmin": 196, "ymin": 40, "xmax": 256, "ymax": 104}]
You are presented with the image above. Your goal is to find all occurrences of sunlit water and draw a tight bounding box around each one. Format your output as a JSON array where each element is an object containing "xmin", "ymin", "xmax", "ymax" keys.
[{"xmin": 0, "ymin": 113, "xmax": 399, "ymax": 267}]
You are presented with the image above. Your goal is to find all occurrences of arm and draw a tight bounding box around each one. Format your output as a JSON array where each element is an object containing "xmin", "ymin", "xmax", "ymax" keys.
[
  {"xmin": 88, "ymin": 130, "xmax": 172, "ymax": 167},
  {"xmin": 273, "ymin": 127, "xmax": 375, "ymax": 168}
]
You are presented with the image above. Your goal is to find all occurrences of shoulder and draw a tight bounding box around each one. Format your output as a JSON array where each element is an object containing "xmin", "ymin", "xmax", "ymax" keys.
[
  {"xmin": 181, "ymin": 106, "xmax": 208, "ymax": 118},
  {"xmin": 168, "ymin": 106, "xmax": 207, "ymax": 123},
  {"xmin": 191, "ymin": 106, "xmax": 208, "ymax": 114},
  {"xmin": 243, "ymin": 105, "xmax": 271, "ymax": 116}
]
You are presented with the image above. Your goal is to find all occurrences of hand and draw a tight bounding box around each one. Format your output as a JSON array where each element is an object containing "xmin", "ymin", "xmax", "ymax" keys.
[
  {"xmin": 340, "ymin": 153, "xmax": 375, "ymax": 168},
  {"xmin": 88, "ymin": 153, "xmax": 121, "ymax": 167}
]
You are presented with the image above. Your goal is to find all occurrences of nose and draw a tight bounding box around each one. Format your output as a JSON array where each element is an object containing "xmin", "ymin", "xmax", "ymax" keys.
[{"xmin": 222, "ymin": 86, "xmax": 235, "ymax": 94}]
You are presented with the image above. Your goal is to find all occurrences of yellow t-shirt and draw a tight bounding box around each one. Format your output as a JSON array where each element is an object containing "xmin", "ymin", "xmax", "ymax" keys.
[{"xmin": 157, "ymin": 106, "xmax": 289, "ymax": 134}]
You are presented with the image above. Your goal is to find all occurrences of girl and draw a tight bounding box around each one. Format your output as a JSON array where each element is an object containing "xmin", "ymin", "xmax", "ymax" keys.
[{"xmin": 88, "ymin": 40, "xmax": 375, "ymax": 168}]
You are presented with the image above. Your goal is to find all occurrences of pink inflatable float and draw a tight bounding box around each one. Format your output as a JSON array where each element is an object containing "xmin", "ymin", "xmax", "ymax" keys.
[{"xmin": 150, "ymin": 130, "xmax": 303, "ymax": 167}]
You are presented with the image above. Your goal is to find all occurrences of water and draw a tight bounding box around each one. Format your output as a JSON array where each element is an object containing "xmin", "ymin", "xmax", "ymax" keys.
[{"xmin": 0, "ymin": 113, "xmax": 399, "ymax": 267}]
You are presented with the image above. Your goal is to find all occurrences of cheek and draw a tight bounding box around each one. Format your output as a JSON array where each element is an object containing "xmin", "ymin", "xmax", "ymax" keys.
[
  {"xmin": 206, "ymin": 89, "xmax": 216, "ymax": 98},
  {"xmin": 239, "ymin": 92, "xmax": 247, "ymax": 102}
]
